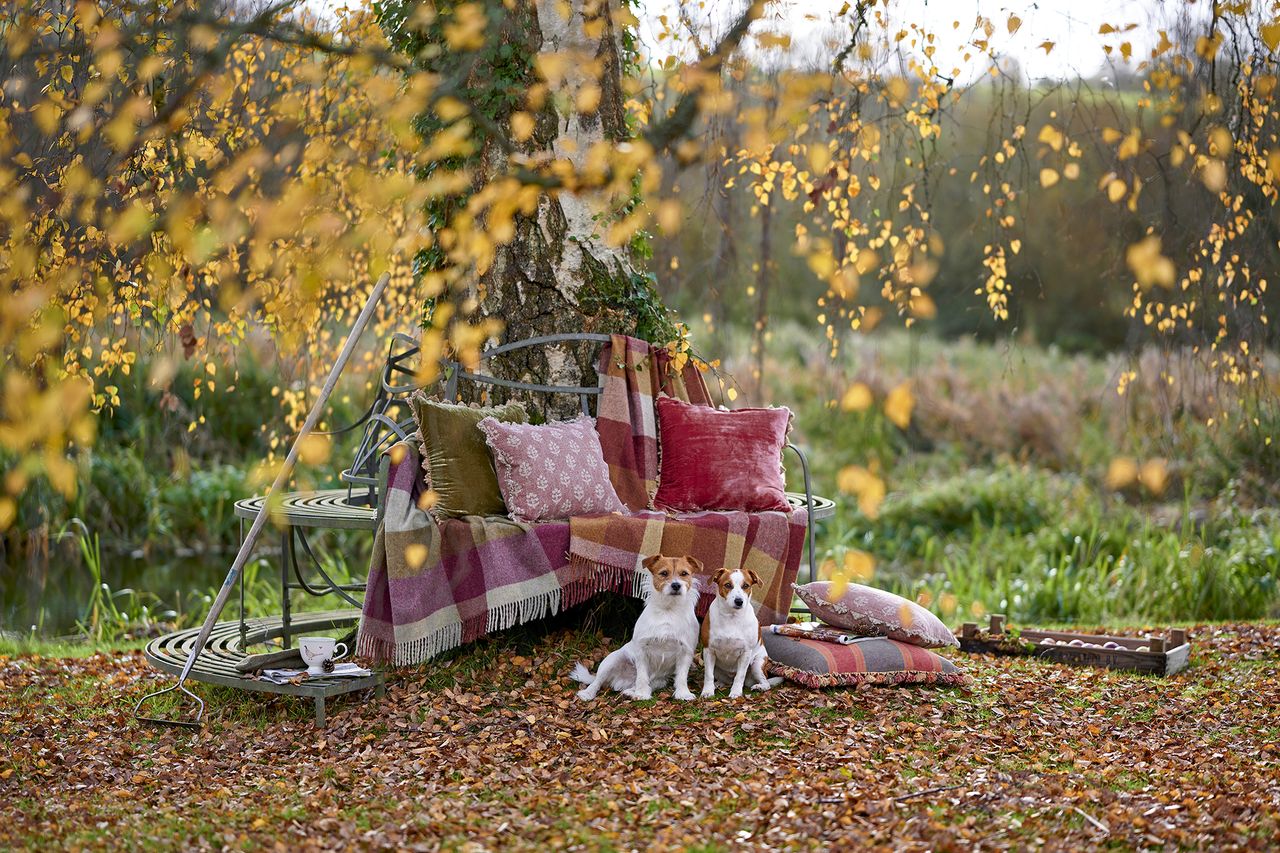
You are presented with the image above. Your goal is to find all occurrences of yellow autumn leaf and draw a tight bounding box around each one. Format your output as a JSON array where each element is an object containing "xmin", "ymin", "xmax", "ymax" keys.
[
  {"xmin": 404, "ymin": 543, "xmax": 429, "ymax": 569},
  {"xmin": 1201, "ymin": 159, "xmax": 1227, "ymax": 192},
  {"xmin": 840, "ymin": 382, "xmax": 873, "ymax": 412},
  {"xmin": 843, "ymin": 549, "xmax": 876, "ymax": 582},
  {"xmin": 652, "ymin": 200, "xmax": 679, "ymax": 236},
  {"xmin": 576, "ymin": 85, "xmax": 601, "ymax": 114},
  {"xmin": 1208, "ymin": 126, "xmax": 1233, "ymax": 156},
  {"xmin": 1105, "ymin": 457, "xmax": 1138, "ymax": 490},
  {"xmin": 884, "ymin": 382, "xmax": 914, "ymax": 429},
  {"xmin": 1263, "ymin": 19, "xmax": 1280, "ymax": 52},
  {"xmin": 510, "ymin": 111, "xmax": 535, "ymax": 142},
  {"xmin": 1117, "ymin": 129, "xmax": 1141, "ymax": 160},
  {"xmin": 836, "ymin": 465, "xmax": 886, "ymax": 519},
  {"xmin": 1037, "ymin": 124, "xmax": 1064, "ymax": 152},
  {"xmin": 1126, "ymin": 236, "xmax": 1176, "ymax": 289},
  {"xmin": 1040, "ymin": 168, "xmax": 1060, "ymax": 188},
  {"xmin": 1139, "ymin": 459, "xmax": 1168, "ymax": 495},
  {"xmin": 297, "ymin": 433, "xmax": 331, "ymax": 466}
]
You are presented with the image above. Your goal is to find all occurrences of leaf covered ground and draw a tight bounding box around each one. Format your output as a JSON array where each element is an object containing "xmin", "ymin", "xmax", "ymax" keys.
[{"xmin": 2, "ymin": 616, "xmax": 1278, "ymax": 851}]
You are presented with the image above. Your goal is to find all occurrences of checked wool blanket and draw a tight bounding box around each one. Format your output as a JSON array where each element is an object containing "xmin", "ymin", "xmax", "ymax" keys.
[{"xmin": 357, "ymin": 335, "xmax": 807, "ymax": 665}]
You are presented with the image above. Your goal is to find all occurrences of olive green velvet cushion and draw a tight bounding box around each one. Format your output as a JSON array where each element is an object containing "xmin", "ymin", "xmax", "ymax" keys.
[{"xmin": 410, "ymin": 394, "xmax": 528, "ymax": 518}]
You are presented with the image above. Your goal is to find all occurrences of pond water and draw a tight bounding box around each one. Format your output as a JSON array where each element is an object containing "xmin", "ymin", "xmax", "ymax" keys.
[{"xmin": 1, "ymin": 530, "xmax": 371, "ymax": 637}]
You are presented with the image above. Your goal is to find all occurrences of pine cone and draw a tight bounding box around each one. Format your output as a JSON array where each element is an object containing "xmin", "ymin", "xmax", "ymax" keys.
[{"xmin": 321, "ymin": 657, "xmax": 335, "ymax": 674}]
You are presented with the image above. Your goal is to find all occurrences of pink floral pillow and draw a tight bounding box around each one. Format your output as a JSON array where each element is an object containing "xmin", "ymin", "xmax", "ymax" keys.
[
  {"xmin": 794, "ymin": 581, "xmax": 959, "ymax": 649},
  {"xmin": 477, "ymin": 415, "xmax": 627, "ymax": 523}
]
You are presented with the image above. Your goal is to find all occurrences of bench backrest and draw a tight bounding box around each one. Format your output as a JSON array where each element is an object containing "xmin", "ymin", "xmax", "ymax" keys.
[{"xmin": 341, "ymin": 332, "xmax": 612, "ymax": 506}]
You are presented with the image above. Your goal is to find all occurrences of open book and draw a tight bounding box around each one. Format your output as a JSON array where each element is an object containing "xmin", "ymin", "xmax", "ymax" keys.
[{"xmin": 769, "ymin": 622, "xmax": 861, "ymax": 645}]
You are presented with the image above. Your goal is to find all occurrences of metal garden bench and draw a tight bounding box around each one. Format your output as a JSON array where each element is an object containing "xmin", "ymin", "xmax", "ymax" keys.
[{"xmin": 146, "ymin": 331, "xmax": 835, "ymax": 725}]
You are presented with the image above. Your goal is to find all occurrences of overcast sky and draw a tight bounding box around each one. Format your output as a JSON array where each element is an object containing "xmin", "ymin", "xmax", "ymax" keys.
[
  {"xmin": 308, "ymin": 0, "xmax": 1179, "ymax": 83},
  {"xmin": 636, "ymin": 0, "xmax": 1176, "ymax": 82}
]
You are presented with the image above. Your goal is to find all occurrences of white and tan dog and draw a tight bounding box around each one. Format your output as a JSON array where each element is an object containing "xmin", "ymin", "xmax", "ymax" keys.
[
  {"xmin": 700, "ymin": 568, "xmax": 775, "ymax": 699},
  {"xmin": 571, "ymin": 555, "xmax": 701, "ymax": 702}
]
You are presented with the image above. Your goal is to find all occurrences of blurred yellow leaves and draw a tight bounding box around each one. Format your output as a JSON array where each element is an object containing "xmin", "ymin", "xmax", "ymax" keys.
[
  {"xmin": 443, "ymin": 2, "xmax": 487, "ymax": 50},
  {"xmin": 1037, "ymin": 124, "xmax": 1064, "ymax": 152},
  {"xmin": 1200, "ymin": 159, "xmax": 1227, "ymax": 192},
  {"xmin": 510, "ymin": 111, "xmax": 535, "ymax": 142},
  {"xmin": 840, "ymin": 383, "xmax": 873, "ymax": 412},
  {"xmin": 1105, "ymin": 457, "xmax": 1168, "ymax": 495},
  {"xmin": 297, "ymin": 434, "xmax": 332, "ymax": 467},
  {"xmin": 404, "ymin": 544, "xmax": 429, "ymax": 570},
  {"xmin": 1104, "ymin": 456, "xmax": 1138, "ymax": 489},
  {"xmin": 884, "ymin": 383, "xmax": 914, "ymax": 429},
  {"xmin": 836, "ymin": 465, "xmax": 885, "ymax": 519},
  {"xmin": 1140, "ymin": 459, "xmax": 1169, "ymax": 495},
  {"xmin": 1039, "ymin": 168, "xmax": 1060, "ymax": 188},
  {"xmin": 1126, "ymin": 236, "xmax": 1176, "ymax": 289},
  {"xmin": 822, "ymin": 548, "xmax": 875, "ymax": 601}
]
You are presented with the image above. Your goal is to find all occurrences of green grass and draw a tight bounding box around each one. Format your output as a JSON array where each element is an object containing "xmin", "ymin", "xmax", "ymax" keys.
[
  {"xmin": 813, "ymin": 464, "xmax": 1280, "ymax": 625},
  {"xmin": 768, "ymin": 327, "xmax": 1280, "ymax": 627},
  {"xmin": 8, "ymin": 325, "xmax": 1280, "ymax": 639}
]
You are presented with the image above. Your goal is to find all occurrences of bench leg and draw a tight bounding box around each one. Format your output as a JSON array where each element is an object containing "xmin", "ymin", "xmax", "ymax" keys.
[
  {"xmin": 280, "ymin": 528, "xmax": 293, "ymax": 648},
  {"xmin": 314, "ymin": 696, "xmax": 326, "ymax": 728}
]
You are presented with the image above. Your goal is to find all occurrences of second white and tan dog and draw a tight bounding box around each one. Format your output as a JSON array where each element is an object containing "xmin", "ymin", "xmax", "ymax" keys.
[
  {"xmin": 700, "ymin": 568, "xmax": 775, "ymax": 699},
  {"xmin": 571, "ymin": 554, "xmax": 701, "ymax": 702}
]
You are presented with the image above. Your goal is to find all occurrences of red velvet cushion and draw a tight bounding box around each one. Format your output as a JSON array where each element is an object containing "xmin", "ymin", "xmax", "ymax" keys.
[{"xmin": 653, "ymin": 396, "xmax": 791, "ymax": 512}]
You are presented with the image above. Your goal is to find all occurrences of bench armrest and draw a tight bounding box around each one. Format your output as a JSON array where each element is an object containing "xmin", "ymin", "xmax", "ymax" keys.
[{"xmin": 784, "ymin": 442, "xmax": 818, "ymax": 584}]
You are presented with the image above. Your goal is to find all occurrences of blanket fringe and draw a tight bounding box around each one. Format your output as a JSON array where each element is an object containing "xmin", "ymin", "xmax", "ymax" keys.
[
  {"xmin": 564, "ymin": 553, "xmax": 637, "ymax": 606},
  {"xmin": 355, "ymin": 628, "xmax": 396, "ymax": 664},
  {"xmin": 363, "ymin": 557, "xmax": 643, "ymax": 666}
]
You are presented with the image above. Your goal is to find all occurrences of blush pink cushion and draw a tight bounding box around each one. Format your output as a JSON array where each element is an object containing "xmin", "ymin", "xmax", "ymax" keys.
[
  {"xmin": 477, "ymin": 415, "xmax": 627, "ymax": 523},
  {"xmin": 794, "ymin": 581, "xmax": 959, "ymax": 649},
  {"xmin": 653, "ymin": 395, "xmax": 791, "ymax": 512}
]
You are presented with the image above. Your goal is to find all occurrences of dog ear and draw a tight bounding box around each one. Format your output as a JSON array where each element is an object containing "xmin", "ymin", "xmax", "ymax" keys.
[
  {"xmin": 685, "ymin": 555, "xmax": 705, "ymax": 574},
  {"xmin": 746, "ymin": 569, "xmax": 763, "ymax": 587},
  {"xmin": 712, "ymin": 567, "xmax": 730, "ymax": 586},
  {"xmin": 641, "ymin": 554, "xmax": 663, "ymax": 572}
]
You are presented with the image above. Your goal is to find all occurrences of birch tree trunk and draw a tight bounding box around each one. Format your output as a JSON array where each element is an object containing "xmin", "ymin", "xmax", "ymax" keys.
[{"xmin": 469, "ymin": 0, "xmax": 652, "ymax": 416}]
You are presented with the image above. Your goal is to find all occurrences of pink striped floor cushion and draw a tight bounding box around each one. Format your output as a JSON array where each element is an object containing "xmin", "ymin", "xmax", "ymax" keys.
[{"xmin": 764, "ymin": 633, "xmax": 966, "ymax": 688}]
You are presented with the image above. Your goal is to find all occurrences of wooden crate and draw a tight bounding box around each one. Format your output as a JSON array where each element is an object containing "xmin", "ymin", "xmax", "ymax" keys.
[{"xmin": 957, "ymin": 615, "xmax": 1190, "ymax": 676}]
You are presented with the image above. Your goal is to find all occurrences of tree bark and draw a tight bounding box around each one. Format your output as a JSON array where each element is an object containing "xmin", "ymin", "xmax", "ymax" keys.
[{"xmin": 470, "ymin": 0, "xmax": 647, "ymax": 418}]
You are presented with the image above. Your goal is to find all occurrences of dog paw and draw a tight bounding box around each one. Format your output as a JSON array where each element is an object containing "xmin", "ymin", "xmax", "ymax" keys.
[
  {"xmin": 728, "ymin": 689, "xmax": 744, "ymax": 699},
  {"xmin": 576, "ymin": 689, "xmax": 595, "ymax": 702},
  {"xmin": 673, "ymin": 690, "xmax": 696, "ymax": 702},
  {"xmin": 699, "ymin": 688, "xmax": 715, "ymax": 699},
  {"xmin": 623, "ymin": 688, "xmax": 652, "ymax": 701},
  {"xmin": 751, "ymin": 681, "xmax": 771, "ymax": 692}
]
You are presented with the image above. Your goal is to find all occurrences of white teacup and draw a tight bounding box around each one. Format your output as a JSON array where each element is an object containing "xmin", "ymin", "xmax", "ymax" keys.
[{"xmin": 298, "ymin": 636, "xmax": 347, "ymax": 676}]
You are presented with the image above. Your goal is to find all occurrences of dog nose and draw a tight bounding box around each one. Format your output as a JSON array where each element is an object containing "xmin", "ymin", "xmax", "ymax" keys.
[
  {"xmin": 670, "ymin": 581, "xmax": 682, "ymax": 592},
  {"xmin": 733, "ymin": 597, "xmax": 745, "ymax": 608}
]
